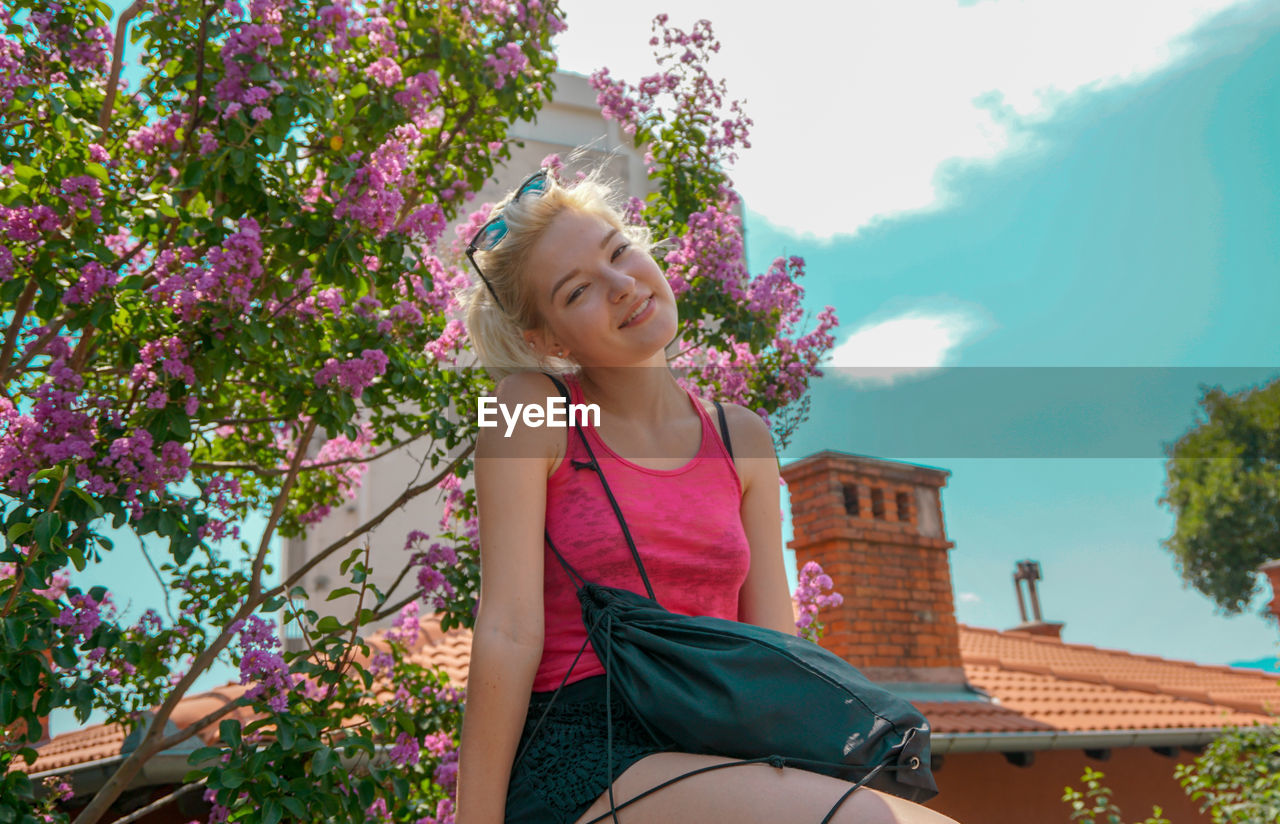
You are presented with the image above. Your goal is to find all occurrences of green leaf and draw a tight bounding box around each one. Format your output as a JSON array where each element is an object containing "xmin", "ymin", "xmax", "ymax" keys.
[
  {"xmin": 325, "ymin": 587, "xmax": 357, "ymax": 601},
  {"xmin": 356, "ymin": 776, "xmax": 375, "ymax": 808},
  {"xmin": 188, "ymin": 745, "xmax": 224, "ymax": 765},
  {"xmin": 52, "ymin": 646, "xmax": 77, "ymax": 669},
  {"xmin": 2, "ymin": 618, "xmax": 21, "ymax": 649},
  {"xmin": 181, "ymin": 162, "xmax": 205, "ymax": 188},
  {"xmin": 33, "ymin": 512, "xmax": 61, "ymax": 552},
  {"xmin": 349, "ymin": 82, "xmax": 369, "ymax": 99},
  {"xmin": 312, "ymin": 745, "xmax": 335, "ymax": 776},
  {"xmin": 262, "ymin": 800, "xmax": 282, "ymax": 824},
  {"xmin": 280, "ymin": 793, "xmax": 307, "ymax": 818},
  {"xmin": 68, "ymin": 485, "xmax": 103, "ymax": 515},
  {"xmin": 66, "ymin": 542, "xmax": 87, "ymax": 571},
  {"xmin": 276, "ymin": 720, "xmax": 295, "ymax": 750},
  {"xmin": 281, "ymin": 796, "xmax": 307, "ymax": 819},
  {"xmin": 315, "ymin": 615, "xmax": 341, "ymax": 633},
  {"xmin": 220, "ymin": 767, "xmax": 245, "ymax": 788},
  {"xmin": 220, "ymin": 719, "xmax": 242, "ymax": 749},
  {"xmin": 6, "ymin": 522, "xmax": 32, "ymax": 543}
]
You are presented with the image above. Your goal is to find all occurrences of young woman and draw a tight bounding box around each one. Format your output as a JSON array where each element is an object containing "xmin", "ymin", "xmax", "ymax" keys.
[{"xmin": 454, "ymin": 169, "xmax": 959, "ymax": 824}]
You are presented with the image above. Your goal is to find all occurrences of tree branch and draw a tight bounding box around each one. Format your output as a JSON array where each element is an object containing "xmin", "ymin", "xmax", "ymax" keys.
[
  {"xmin": 102, "ymin": 778, "xmax": 207, "ymax": 824},
  {"xmin": 71, "ymin": 603, "xmax": 254, "ymax": 824},
  {"xmin": 190, "ymin": 435, "xmax": 421, "ymax": 476},
  {"xmin": 179, "ymin": 4, "xmax": 215, "ymax": 166},
  {"xmin": 73, "ymin": 442, "xmax": 470, "ymax": 824},
  {"xmin": 260, "ymin": 441, "xmax": 474, "ymax": 606},
  {"xmin": 99, "ymin": 2, "xmax": 146, "ymax": 132},
  {"xmin": 250, "ymin": 418, "xmax": 318, "ymax": 600},
  {"xmin": 0, "ymin": 280, "xmax": 40, "ymax": 385}
]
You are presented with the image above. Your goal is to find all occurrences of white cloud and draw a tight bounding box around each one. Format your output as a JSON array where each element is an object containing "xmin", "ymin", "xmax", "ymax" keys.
[
  {"xmin": 958, "ymin": 592, "xmax": 983, "ymax": 605},
  {"xmin": 555, "ymin": 0, "xmax": 1260, "ymax": 238},
  {"xmin": 826, "ymin": 305, "xmax": 986, "ymax": 385}
]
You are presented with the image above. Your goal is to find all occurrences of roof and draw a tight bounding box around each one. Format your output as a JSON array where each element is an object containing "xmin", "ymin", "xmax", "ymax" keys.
[
  {"xmin": 920, "ymin": 626, "xmax": 1279, "ymax": 741},
  {"xmin": 18, "ymin": 618, "xmax": 1280, "ymax": 779}
]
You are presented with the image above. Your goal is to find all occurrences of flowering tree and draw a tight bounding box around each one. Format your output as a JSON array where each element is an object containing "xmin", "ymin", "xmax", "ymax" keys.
[
  {"xmin": 590, "ymin": 14, "xmax": 838, "ymax": 446},
  {"xmin": 0, "ymin": 4, "xmax": 837, "ymax": 824}
]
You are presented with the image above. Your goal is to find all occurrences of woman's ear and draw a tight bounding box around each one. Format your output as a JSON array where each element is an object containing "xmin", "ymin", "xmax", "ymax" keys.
[{"xmin": 524, "ymin": 328, "xmax": 569, "ymax": 360}]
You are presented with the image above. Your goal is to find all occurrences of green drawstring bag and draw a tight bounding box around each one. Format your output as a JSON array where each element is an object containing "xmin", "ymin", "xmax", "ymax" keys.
[{"xmin": 518, "ymin": 376, "xmax": 938, "ymax": 823}]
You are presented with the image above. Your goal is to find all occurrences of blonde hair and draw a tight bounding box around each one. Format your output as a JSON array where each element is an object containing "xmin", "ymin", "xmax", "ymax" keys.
[{"xmin": 461, "ymin": 169, "xmax": 653, "ymax": 381}]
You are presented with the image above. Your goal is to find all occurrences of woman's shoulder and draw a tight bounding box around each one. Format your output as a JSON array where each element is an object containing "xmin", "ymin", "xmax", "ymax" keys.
[
  {"xmin": 693, "ymin": 396, "xmax": 773, "ymax": 460},
  {"xmin": 495, "ymin": 370, "xmax": 566, "ymax": 403},
  {"xmin": 477, "ymin": 372, "xmax": 568, "ymax": 466}
]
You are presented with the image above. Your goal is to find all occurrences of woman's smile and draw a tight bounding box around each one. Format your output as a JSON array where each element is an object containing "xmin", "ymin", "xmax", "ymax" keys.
[{"xmin": 618, "ymin": 295, "xmax": 654, "ymax": 328}]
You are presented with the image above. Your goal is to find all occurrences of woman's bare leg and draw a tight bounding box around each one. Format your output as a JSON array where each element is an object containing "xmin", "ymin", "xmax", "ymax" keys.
[{"xmin": 573, "ymin": 752, "xmax": 959, "ymax": 824}]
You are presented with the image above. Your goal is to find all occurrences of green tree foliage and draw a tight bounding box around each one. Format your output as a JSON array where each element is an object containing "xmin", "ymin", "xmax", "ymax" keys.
[
  {"xmin": 1160, "ymin": 377, "xmax": 1280, "ymax": 614},
  {"xmin": 1176, "ymin": 721, "xmax": 1280, "ymax": 824},
  {"xmin": 1062, "ymin": 767, "xmax": 1171, "ymax": 824}
]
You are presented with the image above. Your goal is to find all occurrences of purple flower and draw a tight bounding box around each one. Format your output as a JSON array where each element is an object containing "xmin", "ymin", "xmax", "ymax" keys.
[
  {"xmin": 63, "ymin": 261, "xmax": 119, "ymax": 305},
  {"xmin": 313, "ymin": 349, "xmax": 389, "ymax": 397},
  {"xmin": 388, "ymin": 732, "xmax": 421, "ymax": 767},
  {"xmin": 485, "ymin": 43, "xmax": 528, "ymax": 89},
  {"xmin": 235, "ymin": 615, "xmax": 294, "ymax": 712},
  {"xmin": 793, "ymin": 560, "xmax": 844, "ymax": 641},
  {"xmin": 53, "ymin": 592, "xmax": 104, "ymax": 639},
  {"xmin": 366, "ymin": 56, "xmax": 402, "ymax": 87}
]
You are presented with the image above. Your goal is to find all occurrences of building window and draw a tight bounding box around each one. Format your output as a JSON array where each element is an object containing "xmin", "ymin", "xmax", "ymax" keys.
[
  {"xmin": 842, "ymin": 484, "xmax": 860, "ymax": 516},
  {"xmin": 871, "ymin": 487, "xmax": 885, "ymax": 519},
  {"xmin": 896, "ymin": 491, "xmax": 911, "ymax": 523}
]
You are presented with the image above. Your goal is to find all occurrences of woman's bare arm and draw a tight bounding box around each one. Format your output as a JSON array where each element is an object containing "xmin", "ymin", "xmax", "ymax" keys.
[
  {"xmin": 727, "ymin": 405, "xmax": 797, "ymax": 637},
  {"xmin": 455, "ymin": 373, "xmax": 564, "ymax": 824}
]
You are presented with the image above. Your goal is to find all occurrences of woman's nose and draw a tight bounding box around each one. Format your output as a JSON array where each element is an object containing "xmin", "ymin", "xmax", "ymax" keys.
[{"xmin": 605, "ymin": 268, "xmax": 636, "ymax": 301}]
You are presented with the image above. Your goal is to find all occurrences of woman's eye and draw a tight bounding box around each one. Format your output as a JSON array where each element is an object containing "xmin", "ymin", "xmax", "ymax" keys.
[
  {"xmin": 611, "ymin": 243, "xmax": 630, "ymax": 261},
  {"xmin": 566, "ymin": 285, "xmax": 587, "ymax": 304}
]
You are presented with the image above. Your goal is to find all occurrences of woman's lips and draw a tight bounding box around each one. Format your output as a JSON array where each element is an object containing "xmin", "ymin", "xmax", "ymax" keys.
[{"xmin": 619, "ymin": 295, "xmax": 655, "ymax": 328}]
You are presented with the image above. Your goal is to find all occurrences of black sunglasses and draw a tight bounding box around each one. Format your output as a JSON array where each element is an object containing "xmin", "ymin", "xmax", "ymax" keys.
[{"xmin": 465, "ymin": 169, "xmax": 551, "ymax": 313}]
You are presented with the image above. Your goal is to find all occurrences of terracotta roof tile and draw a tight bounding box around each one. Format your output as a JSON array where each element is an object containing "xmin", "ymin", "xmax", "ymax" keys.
[{"xmin": 20, "ymin": 618, "xmax": 1280, "ymax": 777}]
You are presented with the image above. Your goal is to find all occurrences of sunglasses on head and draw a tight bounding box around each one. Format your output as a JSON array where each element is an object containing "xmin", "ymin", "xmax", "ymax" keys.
[{"xmin": 465, "ymin": 168, "xmax": 551, "ymax": 313}]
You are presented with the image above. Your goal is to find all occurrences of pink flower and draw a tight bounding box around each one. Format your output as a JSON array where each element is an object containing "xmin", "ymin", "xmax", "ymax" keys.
[
  {"xmin": 366, "ymin": 56, "xmax": 402, "ymax": 87},
  {"xmin": 313, "ymin": 349, "xmax": 389, "ymax": 396},
  {"xmin": 485, "ymin": 43, "xmax": 528, "ymax": 90}
]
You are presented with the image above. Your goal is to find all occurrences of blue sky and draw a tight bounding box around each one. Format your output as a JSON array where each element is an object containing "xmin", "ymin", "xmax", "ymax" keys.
[
  {"xmin": 52, "ymin": 0, "xmax": 1280, "ymax": 737},
  {"xmin": 558, "ymin": 0, "xmax": 1280, "ymax": 667}
]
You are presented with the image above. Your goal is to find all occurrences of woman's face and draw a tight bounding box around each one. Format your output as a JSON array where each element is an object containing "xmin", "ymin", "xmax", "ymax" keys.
[{"xmin": 522, "ymin": 207, "xmax": 678, "ymax": 368}]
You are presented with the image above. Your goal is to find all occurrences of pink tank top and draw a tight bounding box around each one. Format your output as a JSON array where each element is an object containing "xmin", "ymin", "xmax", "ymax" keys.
[{"xmin": 532, "ymin": 375, "xmax": 752, "ymax": 692}]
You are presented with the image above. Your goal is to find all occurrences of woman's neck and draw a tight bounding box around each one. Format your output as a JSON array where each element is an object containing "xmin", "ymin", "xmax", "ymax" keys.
[{"xmin": 577, "ymin": 361, "xmax": 687, "ymax": 427}]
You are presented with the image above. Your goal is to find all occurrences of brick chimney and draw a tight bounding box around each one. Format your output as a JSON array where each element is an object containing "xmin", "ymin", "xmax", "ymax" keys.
[
  {"xmin": 782, "ymin": 451, "xmax": 965, "ymax": 685},
  {"xmin": 1260, "ymin": 559, "xmax": 1280, "ymax": 626}
]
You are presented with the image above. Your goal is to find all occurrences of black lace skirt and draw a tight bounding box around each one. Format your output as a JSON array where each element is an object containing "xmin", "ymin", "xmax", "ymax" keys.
[{"xmin": 505, "ymin": 674, "xmax": 672, "ymax": 824}]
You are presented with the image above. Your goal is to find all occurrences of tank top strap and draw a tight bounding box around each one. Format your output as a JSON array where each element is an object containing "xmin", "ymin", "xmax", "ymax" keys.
[{"xmin": 562, "ymin": 372, "xmax": 735, "ymax": 468}]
